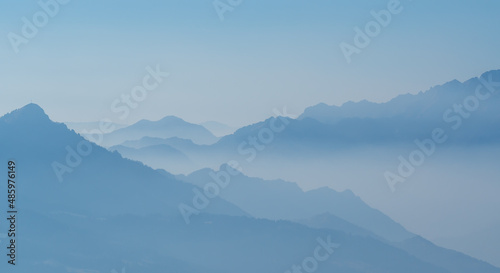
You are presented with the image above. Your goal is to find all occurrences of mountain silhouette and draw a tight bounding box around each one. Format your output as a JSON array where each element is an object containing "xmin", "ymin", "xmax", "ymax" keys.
[
  {"xmin": 1, "ymin": 104, "xmax": 499, "ymax": 273},
  {"xmin": 98, "ymin": 115, "xmax": 219, "ymax": 147}
]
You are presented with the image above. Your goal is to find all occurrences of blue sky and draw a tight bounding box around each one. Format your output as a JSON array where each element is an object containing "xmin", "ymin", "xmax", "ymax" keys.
[{"xmin": 1, "ymin": 0, "xmax": 499, "ymax": 126}]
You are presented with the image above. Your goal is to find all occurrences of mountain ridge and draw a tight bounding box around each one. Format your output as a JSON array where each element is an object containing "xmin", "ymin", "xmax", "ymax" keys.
[
  {"xmin": 1, "ymin": 103, "xmax": 499, "ymax": 272},
  {"xmin": 300, "ymin": 69, "xmax": 500, "ymax": 124},
  {"xmin": 98, "ymin": 114, "xmax": 219, "ymax": 147}
]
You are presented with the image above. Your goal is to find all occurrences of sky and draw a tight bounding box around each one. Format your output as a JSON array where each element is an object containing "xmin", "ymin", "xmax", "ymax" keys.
[{"xmin": 1, "ymin": 0, "xmax": 500, "ymax": 127}]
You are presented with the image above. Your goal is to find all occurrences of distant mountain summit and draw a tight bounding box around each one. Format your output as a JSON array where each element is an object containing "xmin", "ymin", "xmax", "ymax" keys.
[{"xmin": 98, "ymin": 115, "xmax": 219, "ymax": 147}]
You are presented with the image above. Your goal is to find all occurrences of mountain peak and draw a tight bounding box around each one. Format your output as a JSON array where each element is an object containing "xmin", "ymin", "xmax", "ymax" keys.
[
  {"xmin": 480, "ymin": 69, "xmax": 500, "ymax": 81},
  {"xmin": 21, "ymin": 103, "xmax": 45, "ymax": 113},
  {"xmin": 1, "ymin": 103, "xmax": 50, "ymax": 124},
  {"xmin": 159, "ymin": 115, "xmax": 185, "ymax": 123}
]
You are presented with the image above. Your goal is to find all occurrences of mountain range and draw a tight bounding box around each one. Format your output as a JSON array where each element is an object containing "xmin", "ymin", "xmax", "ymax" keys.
[
  {"xmin": 1, "ymin": 103, "xmax": 498, "ymax": 272},
  {"xmin": 94, "ymin": 70, "xmax": 500, "ymax": 268},
  {"xmin": 112, "ymin": 70, "xmax": 500, "ymax": 177},
  {"xmin": 95, "ymin": 115, "xmax": 219, "ymax": 147}
]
